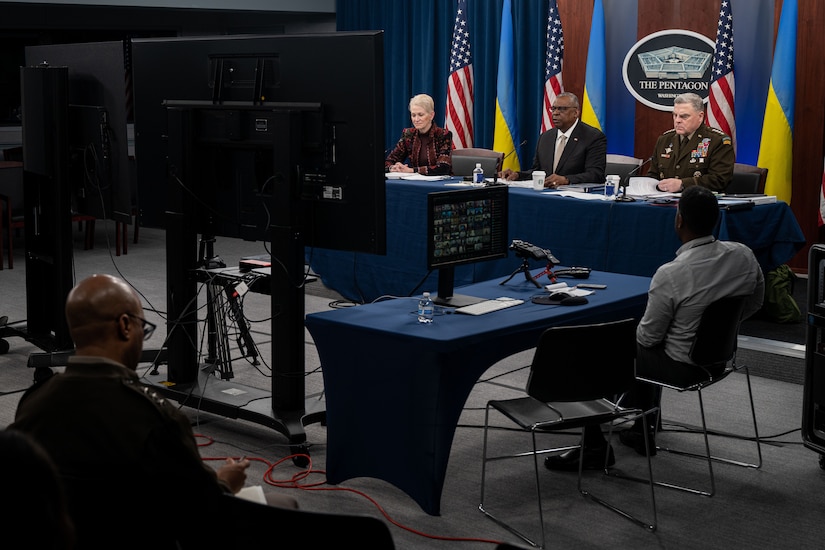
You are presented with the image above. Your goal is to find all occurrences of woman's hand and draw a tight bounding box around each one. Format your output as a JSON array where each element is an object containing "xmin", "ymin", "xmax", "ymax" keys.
[{"xmin": 389, "ymin": 162, "xmax": 414, "ymax": 173}]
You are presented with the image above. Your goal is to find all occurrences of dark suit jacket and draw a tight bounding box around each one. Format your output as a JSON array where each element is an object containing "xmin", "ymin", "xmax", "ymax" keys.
[{"xmin": 521, "ymin": 120, "xmax": 607, "ymax": 184}]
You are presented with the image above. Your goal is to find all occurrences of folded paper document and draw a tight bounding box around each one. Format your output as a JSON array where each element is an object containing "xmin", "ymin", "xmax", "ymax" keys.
[
  {"xmin": 626, "ymin": 176, "xmax": 677, "ymax": 198},
  {"xmin": 385, "ymin": 173, "xmax": 451, "ymax": 181},
  {"xmin": 722, "ymin": 194, "xmax": 777, "ymax": 205}
]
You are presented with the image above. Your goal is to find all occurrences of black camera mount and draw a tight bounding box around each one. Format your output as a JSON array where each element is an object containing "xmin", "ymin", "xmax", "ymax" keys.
[{"xmin": 500, "ymin": 240, "xmax": 560, "ymax": 288}]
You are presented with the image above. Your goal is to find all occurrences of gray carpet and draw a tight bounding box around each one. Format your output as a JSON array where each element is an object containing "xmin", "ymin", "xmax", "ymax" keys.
[{"xmin": 1, "ymin": 223, "xmax": 824, "ymax": 549}]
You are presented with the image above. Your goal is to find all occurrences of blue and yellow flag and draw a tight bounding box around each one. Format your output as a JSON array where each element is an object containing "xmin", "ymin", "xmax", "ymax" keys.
[
  {"xmin": 757, "ymin": 0, "xmax": 796, "ymax": 204},
  {"xmin": 580, "ymin": 0, "xmax": 606, "ymax": 133},
  {"xmin": 493, "ymin": 0, "xmax": 520, "ymax": 171}
]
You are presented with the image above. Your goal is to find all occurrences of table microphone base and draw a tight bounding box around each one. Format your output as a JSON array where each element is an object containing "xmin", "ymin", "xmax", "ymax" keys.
[{"xmin": 616, "ymin": 187, "xmax": 636, "ymax": 202}]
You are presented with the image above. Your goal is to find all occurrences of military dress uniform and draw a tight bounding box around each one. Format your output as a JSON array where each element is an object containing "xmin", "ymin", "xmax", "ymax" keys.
[
  {"xmin": 647, "ymin": 124, "xmax": 734, "ymax": 192},
  {"xmin": 10, "ymin": 357, "xmax": 230, "ymax": 549}
]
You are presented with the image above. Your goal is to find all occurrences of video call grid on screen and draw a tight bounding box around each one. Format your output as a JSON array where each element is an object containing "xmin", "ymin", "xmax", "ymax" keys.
[{"xmin": 427, "ymin": 186, "xmax": 509, "ymax": 270}]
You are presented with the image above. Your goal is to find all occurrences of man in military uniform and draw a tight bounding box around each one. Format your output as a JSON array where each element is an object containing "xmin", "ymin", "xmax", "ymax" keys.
[
  {"xmin": 10, "ymin": 274, "xmax": 297, "ymax": 549},
  {"xmin": 647, "ymin": 92, "xmax": 734, "ymax": 193}
]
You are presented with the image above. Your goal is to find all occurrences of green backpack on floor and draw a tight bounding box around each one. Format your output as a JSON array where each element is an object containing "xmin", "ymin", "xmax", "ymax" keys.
[{"xmin": 761, "ymin": 264, "xmax": 802, "ymax": 324}]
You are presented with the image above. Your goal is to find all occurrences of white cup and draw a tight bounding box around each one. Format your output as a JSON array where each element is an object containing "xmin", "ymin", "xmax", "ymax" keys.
[{"xmin": 532, "ymin": 170, "xmax": 547, "ymax": 190}]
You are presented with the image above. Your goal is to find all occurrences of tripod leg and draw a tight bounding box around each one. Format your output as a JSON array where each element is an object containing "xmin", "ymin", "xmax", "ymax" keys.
[
  {"xmin": 226, "ymin": 285, "xmax": 259, "ymax": 366},
  {"xmin": 501, "ymin": 260, "xmax": 535, "ymax": 286},
  {"xmin": 522, "ymin": 269, "xmax": 543, "ymax": 288},
  {"xmin": 499, "ymin": 269, "xmax": 521, "ymax": 285}
]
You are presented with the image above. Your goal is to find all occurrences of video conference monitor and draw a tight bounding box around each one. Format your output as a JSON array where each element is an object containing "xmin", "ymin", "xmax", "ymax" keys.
[
  {"xmin": 427, "ymin": 185, "xmax": 509, "ymax": 307},
  {"xmin": 131, "ymin": 31, "xmax": 386, "ymax": 255}
]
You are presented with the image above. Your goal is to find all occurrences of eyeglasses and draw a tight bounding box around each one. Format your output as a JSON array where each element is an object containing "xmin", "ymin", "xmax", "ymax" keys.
[
  {"xmin": 124, "ymin": 313, "xmax": 157, "ymax": 341},
  {"xmin": 550, "ymin": 105, "xmax": 575, "ymax": 112}
]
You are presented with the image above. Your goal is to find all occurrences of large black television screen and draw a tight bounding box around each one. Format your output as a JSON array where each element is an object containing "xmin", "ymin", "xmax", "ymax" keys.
[
  {"xmin": 131, "ymin": 31, "xmax": 386, "ymax": 255},
  {"xmin": 427, "ymin": 185, "xmax": 509, "ymax": 307},
  {"xmin": 164, "ymin": 100, "xmax": 326, "ymax": 243},
  {"xmin": 25, "ymin": 41, "xmax": 132, "ymax": 225}
]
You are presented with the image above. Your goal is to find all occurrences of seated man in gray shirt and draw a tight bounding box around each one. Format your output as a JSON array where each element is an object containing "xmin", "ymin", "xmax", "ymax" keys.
[{"xmin": 546, "ymin": 186, "xmax": 764, "ymax": 470}]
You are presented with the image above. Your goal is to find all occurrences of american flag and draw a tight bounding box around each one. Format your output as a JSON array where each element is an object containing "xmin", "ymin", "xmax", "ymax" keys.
[
  {"xmin": 445, "ymin": 0, "xmax": 474, "ymax": 149},
  {"xmin": 707, "ymin": 0, "xmax": 736, "ymax": 151},
  {"xmin": 540, "ymin": 0, "xmax": 564, "ymax": 133}
]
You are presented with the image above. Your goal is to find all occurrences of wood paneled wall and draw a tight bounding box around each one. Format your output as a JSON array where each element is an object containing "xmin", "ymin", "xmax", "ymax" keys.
[{"xmin": 558, "ymin": 0, "xmax": 825, "ymax": 271}]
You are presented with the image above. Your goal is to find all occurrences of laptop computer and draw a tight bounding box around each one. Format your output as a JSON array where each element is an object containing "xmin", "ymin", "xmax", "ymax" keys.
[{"xmin": 452, "ymin": 155, "xmax": 500, "ymax": 178}]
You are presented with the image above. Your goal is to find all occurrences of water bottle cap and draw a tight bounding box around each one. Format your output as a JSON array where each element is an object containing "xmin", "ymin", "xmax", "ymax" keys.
[
  {"xmin": 423, "ymin": 291, "xmax": 430, "ymax": 297},
  {"xmin": 475, "ymin": 163, "xmax": 481, "ymax": 168}
]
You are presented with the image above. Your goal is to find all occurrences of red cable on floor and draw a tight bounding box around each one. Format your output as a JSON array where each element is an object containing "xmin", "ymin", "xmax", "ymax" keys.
[{"xmin": 194, "ymin": 436, "xmax": 504, "ymax": 546}]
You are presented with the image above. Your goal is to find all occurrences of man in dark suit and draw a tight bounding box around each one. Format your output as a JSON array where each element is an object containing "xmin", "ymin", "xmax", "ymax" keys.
[{"xmin": 500, "ymin": 92, "xmax": 606, "ymax": 188}]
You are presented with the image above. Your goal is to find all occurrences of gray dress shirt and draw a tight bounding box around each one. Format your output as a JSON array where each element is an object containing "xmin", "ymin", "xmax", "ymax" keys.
[{"xmin": 636, "ymin": 235, "xmax": 765, "ymax": 364}]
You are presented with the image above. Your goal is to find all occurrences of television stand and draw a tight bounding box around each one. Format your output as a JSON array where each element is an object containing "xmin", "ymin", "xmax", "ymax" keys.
[
  {"xmin": 160, "ymin": 106, "xmax": 325, "ymax": 465},
  {"xmin": 142, "ymin": 365, "xmax": 325, "ymax": 459}
]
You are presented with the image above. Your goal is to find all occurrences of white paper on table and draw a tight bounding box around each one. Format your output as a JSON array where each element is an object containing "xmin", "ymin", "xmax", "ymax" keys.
[
  {"xmin": 551, "ymin": 190, "xmax": 608, "ymax": 200},
  {"xmin": 545, "ymin": 282, "xmax": 569, "ymax": 292},
  {"xmin": 550, "ymin": 287, "xmax": 593, "ymax": 297},
  {"xmin": 236, "ymin": 485, "xmax": 267, "ymax": 504},
  {"xmin": 385, "ymin": 173, "xmax": 451, "ymax": 181},
  {"xmin": 625, "ymin": 176, "xmax": 682, "ymax": 198},
  {"xmin": 507, "ymin": 180, "xmax": 535, "ymax": 188}
]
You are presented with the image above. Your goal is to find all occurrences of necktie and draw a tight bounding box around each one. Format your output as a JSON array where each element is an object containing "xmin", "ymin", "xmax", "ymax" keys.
[{"xmin": 553, "ymin": 134, "xmax": 567, "ymax": 173}]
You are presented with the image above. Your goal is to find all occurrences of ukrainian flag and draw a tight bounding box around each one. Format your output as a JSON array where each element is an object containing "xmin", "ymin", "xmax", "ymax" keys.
[
  {"xmin": 493, "ymin": 0, "xmax": 520, "ymax": 171},
  {"xmin": 581, "ymin": 0, "xmax": 606, "ymax": 133},
  {"xmin": 757, "ymin": 0, "xmax": 796, "ymax": 204}
]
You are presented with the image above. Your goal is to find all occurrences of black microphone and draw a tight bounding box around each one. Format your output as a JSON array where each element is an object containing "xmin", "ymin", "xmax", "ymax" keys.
[
  {"xmin": 624, "ymin": 156, "xmax": 652, "ymax": 181},
  {"xmin": 502, "ymin": 140, "xmax": 527, "ymax": 162},
  {"xmin": 499, "ymin": 140, "xmax": 528, "ymax": 180},
  {"xmin": 616, "ymin": 157, "xmax": 652, "ymax": 202}
]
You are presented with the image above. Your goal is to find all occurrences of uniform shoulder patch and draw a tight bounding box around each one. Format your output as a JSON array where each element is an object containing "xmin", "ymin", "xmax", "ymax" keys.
[
  {"xmin": 707, "ymin": 126, "xmax": 730, "ymax": 138},
  {"xmin": 123, "ymin": 378, "xmax": 170, "ymax": 410},
  {"xmin": 662, "ymin": 128, "xmax": 677, "ymax": 136}
]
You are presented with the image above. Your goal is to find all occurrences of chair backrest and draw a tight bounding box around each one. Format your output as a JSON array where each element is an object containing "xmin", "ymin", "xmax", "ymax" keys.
[
  {"xmin": 728, "ymin": 163, "xmax": 768, "ymax": 194},
  {"xmin": 0, "ymin": 161, "xmax": 24, "ymax": 215},
  {"xmin": 606, "ymin": 154, "xmax": 643, "ymax": 165},
  {"xmin": 605, "ymin": 155, "xmax": 644, "ymax": 186},
  {"xmin": 452, "ymin": 147, "xmax": 506, "ymax": 175},
  {"xmin": 2, "ymin": 146, "xmax": 23, "ymax": 163},
  {"xmin": 527, "ymin": 318, "xmax": 637, "ymax": 402},
  {"xmin": 689, "ymin": 295, "xmax": 748, "ymax": 366}
]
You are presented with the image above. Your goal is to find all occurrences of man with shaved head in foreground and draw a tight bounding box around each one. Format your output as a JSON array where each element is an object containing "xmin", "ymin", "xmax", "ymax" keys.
[{"xmin": 10, "ymin": 274, "xmax": 296, "ymax": 549}]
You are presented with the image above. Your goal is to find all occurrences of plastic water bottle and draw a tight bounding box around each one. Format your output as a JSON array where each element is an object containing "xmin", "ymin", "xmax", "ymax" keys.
[
  {"xmin": 473, "ymin": 163, "xmax": 484, "ymax": 184},
  {"xmin": 418, "ymin": 292, "xmax": 434, "ymax": 323},
  {"xmin": 604, "ymin": 175, "xmax": 618, "ymax": 199}
]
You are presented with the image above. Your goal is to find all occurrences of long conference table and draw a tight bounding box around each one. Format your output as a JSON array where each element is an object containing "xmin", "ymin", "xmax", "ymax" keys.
[
  {"xmin": 305, "ymin": 268, "xmax": 652, "ymax": 516},
  {"xmin": 308, "ymin": 178, "xmax": 806, "ymax": 303}
]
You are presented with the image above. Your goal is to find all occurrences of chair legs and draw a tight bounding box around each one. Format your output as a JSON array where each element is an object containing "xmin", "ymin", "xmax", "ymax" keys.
[
  {"xmin": 619, "ymin": 368, "xmax": 762, "ymax": 498},
  {"xmin": 590, "ymin": 413, "xmax": 658, "ymax": 531},
  {"xmin": 480, "ymin": 405, "xmax": 657, "ymax": 549},
  {"xmin": 654, "ymin": 367, "xmax": 762, "ymax": 497},
  {"xmin": 115, "ymin": 207, "xmax": 140, "ymax": 256}
]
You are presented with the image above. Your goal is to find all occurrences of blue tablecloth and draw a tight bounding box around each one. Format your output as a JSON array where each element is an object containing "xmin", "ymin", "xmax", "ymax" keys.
[
  {"xmin": 309, "ymin": 179, "xmax": 805, "ymax": 303},
  {"xmin": 305, "ymin": 269, "xmax": 652, "ymax": 515}
]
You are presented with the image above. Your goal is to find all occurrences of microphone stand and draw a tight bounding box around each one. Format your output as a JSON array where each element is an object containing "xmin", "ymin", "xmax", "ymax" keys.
[
  {"xmin": 497, "ymin": 140, "xmax": 528, "ymax": 178},
  {"xmin": 616, "ymin": 157, "xmax": 652, "ymax": 203}
]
